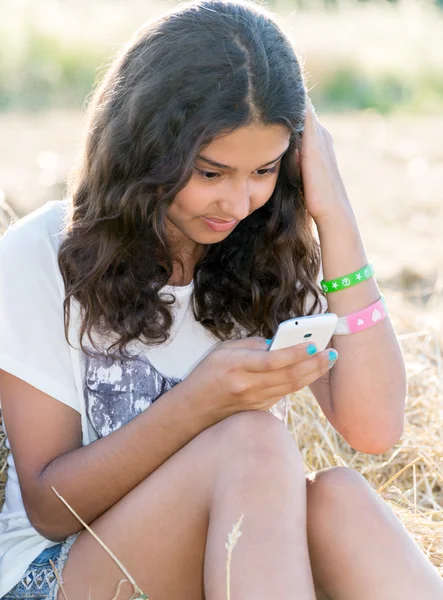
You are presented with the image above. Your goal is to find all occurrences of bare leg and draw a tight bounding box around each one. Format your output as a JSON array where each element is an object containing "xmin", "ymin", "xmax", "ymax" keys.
[
  {"xmin": 204, "ymin": 411, "xmax": 316, "ymax": 599},
  {"xmin": 305, "ymin": 466, "xmax": 443, "ymax": 600},
  {"xmin": 59, "ymin": 411, "xmax": 316, "ymax": 600}
]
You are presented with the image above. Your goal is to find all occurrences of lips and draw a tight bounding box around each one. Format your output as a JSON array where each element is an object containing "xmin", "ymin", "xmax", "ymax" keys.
[
  {"xmin": 201, "ymin": 217, "xmax": 238, "ymax": 232},
  {"xmin": 205, "ymin": 217, "xmax": 234, "ymax": 223}
]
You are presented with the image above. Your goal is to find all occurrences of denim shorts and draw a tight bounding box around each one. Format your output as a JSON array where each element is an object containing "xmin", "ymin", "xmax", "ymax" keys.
[{"xmin": 2, "ymin": 533, "xmax": 80, "ymax": 600}]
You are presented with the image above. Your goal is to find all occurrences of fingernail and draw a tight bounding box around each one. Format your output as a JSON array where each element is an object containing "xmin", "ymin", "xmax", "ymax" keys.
[
  {"xmin": 306, "ymin": 343, "xmax": 317, "ymax": 356},
  {"xmin": 265, "ymin": 339, "xmax": 272, "ymax": 345},
  {"xmin": 328, "ymin": 349, "xmax": 338, "ymax": 367}
]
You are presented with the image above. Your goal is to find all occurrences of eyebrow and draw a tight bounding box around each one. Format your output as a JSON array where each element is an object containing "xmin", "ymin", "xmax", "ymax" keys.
[{"xmin": 197, "ymin": 146, "xmax": 290, "ymax": 171}]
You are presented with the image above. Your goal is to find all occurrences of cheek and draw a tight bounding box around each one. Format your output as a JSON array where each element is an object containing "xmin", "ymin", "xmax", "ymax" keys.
[
  {"xmin": 170, "ymin": 181, "xmax": 211, "ymax": 217},
  {"xmin": 251, "ymin": 177, "xmax": 279, "ymax": 209}
]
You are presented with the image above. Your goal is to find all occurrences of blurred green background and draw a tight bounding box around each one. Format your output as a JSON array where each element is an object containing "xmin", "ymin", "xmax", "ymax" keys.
[
  {"xmin": 1, "ymin": 0, "xmax": 442, "ymax": 322},
  {"xmin": 1, "ymin": 0, "xmax": 443, "ymax": 113}
]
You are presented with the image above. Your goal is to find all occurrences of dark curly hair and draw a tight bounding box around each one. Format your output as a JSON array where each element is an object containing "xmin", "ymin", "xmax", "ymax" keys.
[{"xmin": 58, "ymin": 0, "xmax": 324, "ymax": 358}]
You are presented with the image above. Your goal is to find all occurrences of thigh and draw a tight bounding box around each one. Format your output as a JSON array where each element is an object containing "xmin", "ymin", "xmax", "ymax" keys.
[
  {"xmin": 58, "ymin": 410, "xmax": 299, "ymax": 600},
  {"xmin": 306, "ymin": 467, "xmax": 369, "ymax": 600},
  {"xmin": 58, "ymin": 428, "xmax": 217, "ymax": 600}
]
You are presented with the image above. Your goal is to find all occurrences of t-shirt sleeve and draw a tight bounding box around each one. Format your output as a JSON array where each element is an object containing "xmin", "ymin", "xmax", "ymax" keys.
[{"xmin": 0, "ymin": 223, "xmax": 80, "ymax": 412}]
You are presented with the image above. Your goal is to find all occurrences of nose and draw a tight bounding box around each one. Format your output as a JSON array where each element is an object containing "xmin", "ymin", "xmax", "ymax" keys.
[{"xmin": 219, "ymin": 181, "xmax": 251, "ymax": 222}]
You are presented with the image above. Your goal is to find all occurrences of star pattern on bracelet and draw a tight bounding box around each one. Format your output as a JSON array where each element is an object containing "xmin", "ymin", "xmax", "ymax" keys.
[{"xmin": 320, "ymin": 263, "xmax": 374, "ymax": 294}]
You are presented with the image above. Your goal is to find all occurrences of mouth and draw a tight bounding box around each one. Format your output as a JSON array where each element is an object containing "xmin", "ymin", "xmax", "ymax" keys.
[
  {"xmin": 201, "ymin": 217, "xmax": 238, "ymax": 232},
  {"xmin": 205, "ymin": 216, "xmax": 236, "ymax": 222}
]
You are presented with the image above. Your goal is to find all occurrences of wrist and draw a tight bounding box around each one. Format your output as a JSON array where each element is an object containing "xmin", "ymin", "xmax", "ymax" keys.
[{"xmin": 175, "ymin": 378, "xmax": 225, "ymax": 430}]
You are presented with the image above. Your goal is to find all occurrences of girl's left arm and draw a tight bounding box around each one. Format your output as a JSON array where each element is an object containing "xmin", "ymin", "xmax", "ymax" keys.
[
  {"xmin": 301, "ymin": 99, "xmax": 406, "ymax": 454},
  {"xmin": 313, "ymin": 204, "xmax": 407, "ymax": 454}
]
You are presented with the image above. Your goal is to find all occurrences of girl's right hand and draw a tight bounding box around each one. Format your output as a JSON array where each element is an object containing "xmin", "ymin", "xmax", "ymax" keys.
[{"xmin": 180, "ymin": 337, "xmax": 337, "ymax": 423}]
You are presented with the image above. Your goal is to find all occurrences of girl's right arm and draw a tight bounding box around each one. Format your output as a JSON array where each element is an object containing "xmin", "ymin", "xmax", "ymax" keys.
[
  {"xmin": 0, "ymin": 367, "xmax": 217, "ymax": 543},
  {"xmin": 0, "ymin": 337, "xmax": 332, "ymax": 543}
]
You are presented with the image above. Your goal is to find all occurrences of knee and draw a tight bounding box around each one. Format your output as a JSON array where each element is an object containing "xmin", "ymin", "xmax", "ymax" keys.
[
  {"xmin": 210, "ymin": 410, "xmax": 304, "ymax": 474},
  {"xmin": 306, "ymin": 466, "xmax": 374, "ymax": 508}
]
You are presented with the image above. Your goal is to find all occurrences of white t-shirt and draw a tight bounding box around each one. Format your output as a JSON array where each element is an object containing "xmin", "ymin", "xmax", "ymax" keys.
[{"xmin": 1, "ymin": 199, "xmax": 319, "ymax": 593}]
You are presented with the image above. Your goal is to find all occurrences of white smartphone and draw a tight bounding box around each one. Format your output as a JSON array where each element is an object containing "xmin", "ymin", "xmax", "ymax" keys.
[{"xmin": 268, "ymin": 313, "xmax": 338, "ymax": 352}]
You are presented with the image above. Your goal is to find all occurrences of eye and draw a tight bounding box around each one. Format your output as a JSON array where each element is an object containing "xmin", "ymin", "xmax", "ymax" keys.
[
  {"xmin": 194, "ymin": 164, "xmax": 279, "ymax": 181},
  {"xmin": 195, "ymin": 168, "xmax": 220, "ymax": 180},
  {"xmin": 256, "ymin": 166, "xmax": 278, "ymax": 176}
]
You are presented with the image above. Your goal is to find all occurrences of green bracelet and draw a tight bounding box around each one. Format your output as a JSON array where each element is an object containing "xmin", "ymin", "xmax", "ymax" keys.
[{"xmin": 321, "ymin": 264, "xmax": 375, "ymax": 293}]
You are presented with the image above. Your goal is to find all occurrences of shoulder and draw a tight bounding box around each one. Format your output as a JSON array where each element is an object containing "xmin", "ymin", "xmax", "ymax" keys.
[{"xmin": 0, "ymin": 200, "xmax": 69, "ymax": 275}]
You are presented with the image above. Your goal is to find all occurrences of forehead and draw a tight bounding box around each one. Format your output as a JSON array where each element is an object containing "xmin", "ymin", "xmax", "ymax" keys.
[{"xmin": 200, "ymin": 123, "xmax": 291, "ymax": 169}]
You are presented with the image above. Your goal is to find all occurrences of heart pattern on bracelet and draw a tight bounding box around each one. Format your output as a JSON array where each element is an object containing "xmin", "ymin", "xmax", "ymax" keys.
[
  {"xmin": 335, "ymin": 322, "xmax": 350, "ymax": 334},
  {"xmin": 372, "ymin": 309, "xmax": 382, "ymax": 322},
  {"xmin": 334, "ymin": 296, "xmax": 387, "ymax": 336}
]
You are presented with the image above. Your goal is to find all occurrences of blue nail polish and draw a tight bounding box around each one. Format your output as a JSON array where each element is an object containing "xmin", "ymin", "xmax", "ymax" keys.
[
  {"xmin": 266, "ymin": 339, "xmax": 272, "ymax": 345},
  {"xmin": 328, "ymin": 349, "xmax": 338, "ymax": 366},
  {"xmin": 306, "ymin": 343, "xmax": 317, "ymax": 356}
]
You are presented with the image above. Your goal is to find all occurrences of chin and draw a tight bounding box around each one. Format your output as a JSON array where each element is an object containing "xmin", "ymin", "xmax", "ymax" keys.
[{"xmin": 194, "ymin": 231, "xmax": 231, "ymax": 244}]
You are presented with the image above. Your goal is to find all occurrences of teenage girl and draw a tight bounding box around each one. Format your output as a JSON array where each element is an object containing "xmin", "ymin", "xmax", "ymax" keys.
[{"xmin": 0, "ymin": 1, "xmax": 442, "ymax": 599}]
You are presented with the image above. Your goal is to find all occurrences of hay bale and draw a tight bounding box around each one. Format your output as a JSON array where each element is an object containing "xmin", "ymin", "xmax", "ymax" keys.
[{"xmin": 290, "ymin": 288, "xmax": 443, "ymax": 575}]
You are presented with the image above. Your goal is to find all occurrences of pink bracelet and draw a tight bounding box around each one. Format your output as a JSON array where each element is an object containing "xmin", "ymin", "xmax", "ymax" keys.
[{"xmin": 334, "ymin": 296, "xmax": 388, "ymax": 335}]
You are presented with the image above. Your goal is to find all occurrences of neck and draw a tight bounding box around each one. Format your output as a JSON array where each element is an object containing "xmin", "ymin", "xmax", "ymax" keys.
[{"xmin": 168, "ymin": 246, "xmax": 206, "ymax": 287}]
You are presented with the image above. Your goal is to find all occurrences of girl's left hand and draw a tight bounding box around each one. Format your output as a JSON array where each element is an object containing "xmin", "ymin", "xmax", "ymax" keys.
[{"xmin": 298, "ymin": 97, "xmax": 350, "ymax": 224}]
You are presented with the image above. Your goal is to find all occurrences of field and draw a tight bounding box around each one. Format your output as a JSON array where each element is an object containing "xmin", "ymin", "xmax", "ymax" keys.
[
  {"xmin": 2, "ymin": 109, "xmax": 442, "ymax": 287},
  {"xmin": 1, "ymin": 1, "xmax": 443, "ymax": 113}
]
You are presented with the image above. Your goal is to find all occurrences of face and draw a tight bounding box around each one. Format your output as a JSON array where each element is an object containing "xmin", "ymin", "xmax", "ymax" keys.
[{"xmin": 165, "ymin": 122, "xmax": 291, "ymax": 259}]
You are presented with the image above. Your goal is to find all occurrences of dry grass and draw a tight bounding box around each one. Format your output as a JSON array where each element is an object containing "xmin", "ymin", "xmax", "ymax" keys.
[
  {"xmin": 225, "ymin": 514, "xmax": 244, "ymax": 600},
  {"xmin": 290, "ymin": 288, "xmax": 443, "ymax": 576},
  {"xmin": 51, "ymin": 487, "xmax": 148, "ymax": 600}
]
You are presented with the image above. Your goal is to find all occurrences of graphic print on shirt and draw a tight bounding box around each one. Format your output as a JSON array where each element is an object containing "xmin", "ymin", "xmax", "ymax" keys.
[{"xmin": 84, "ymin": 352, "xmax": 181, "ymax": 438}]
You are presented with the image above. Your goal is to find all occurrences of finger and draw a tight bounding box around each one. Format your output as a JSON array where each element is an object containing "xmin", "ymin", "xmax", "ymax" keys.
[
  {"xmin": 270, "ymin": 362, "xmax": 331, "ymax": 399},
  {"xmin": 262, "ymin": 351, "xmax": 334, "ymax": 399},
  {"xmin": 255, "ymin": 346, "xmax": 332, "ymax": 389},
  {"xmin": 244, "ymin": 341, "xmax": 319, "ymax": 373}
]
